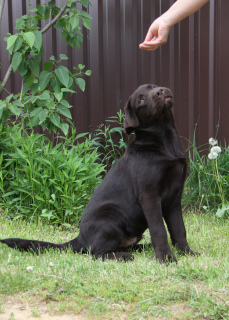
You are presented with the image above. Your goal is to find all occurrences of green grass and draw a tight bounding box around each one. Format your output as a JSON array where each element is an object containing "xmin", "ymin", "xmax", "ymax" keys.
[{"xmin": 0, "ymin": 213, "xmax": 229, "ymax": 319}]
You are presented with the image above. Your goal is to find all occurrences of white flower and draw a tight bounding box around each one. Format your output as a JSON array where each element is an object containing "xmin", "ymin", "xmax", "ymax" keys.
[
  {"xmin": 48, "ymin": 262, "xmax": 54, "ymax": 267},
  {"xmin": 26, "ymin": 266, "xmax": 33, "ymax": 272},
  {"xmin": 209, "ymin": 138, "xmax": 218, "ymax": 146},
  {"xmin": 210, "ymin": 146, "xmax": 221, "ymax": 154},
  {"xmin": 208, "ymin": 152, "xmax": 218, "ymax": 160}
]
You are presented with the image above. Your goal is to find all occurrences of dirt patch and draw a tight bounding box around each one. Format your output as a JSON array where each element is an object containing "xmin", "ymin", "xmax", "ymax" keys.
[{"xmin": 0, "ymin": 300, "xmax": 85, "ymax": 320}]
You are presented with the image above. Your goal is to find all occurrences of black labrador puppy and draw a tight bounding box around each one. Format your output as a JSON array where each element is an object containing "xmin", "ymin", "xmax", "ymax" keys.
[{"xmin": 1, "ymin": 84, "xmax": 197, "ymax": 263}]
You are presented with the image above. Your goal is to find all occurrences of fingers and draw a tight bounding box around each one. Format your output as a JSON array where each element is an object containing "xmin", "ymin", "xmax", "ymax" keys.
[{"xmin": 139, "ymin": 39, "xmax": 162, "ymax": 51}]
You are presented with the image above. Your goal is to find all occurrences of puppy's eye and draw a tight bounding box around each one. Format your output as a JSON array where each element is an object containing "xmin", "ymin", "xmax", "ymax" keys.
[{"xmin": 139, "ymin": 96, "xmax": 145, "ymax": 105}]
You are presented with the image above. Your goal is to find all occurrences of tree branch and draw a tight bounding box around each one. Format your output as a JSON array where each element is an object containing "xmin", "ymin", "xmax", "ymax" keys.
[
  {"xmin": 0, "ymin": 63, "xmax": 12, "ymax": 96},
  {"xmin": 0, "ymin": 0, "xmax": 6, "ymax": 35},
  {"xmin": 41, "ymin": 0, "xmax": 68, "ymax": 34},
  {"xmin": 0, "ymin": 0, "xmax": 68, "ymax": 96}
]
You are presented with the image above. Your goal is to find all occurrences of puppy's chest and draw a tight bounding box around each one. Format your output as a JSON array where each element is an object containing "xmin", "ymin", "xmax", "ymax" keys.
[{"xmin": 161, "ymin": 161, "xmax": 186, "ymax": 195}]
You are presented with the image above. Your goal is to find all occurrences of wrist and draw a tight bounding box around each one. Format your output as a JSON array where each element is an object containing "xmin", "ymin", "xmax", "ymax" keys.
[{"xmin": 160, "ymin": 13, "xmax": 175, "ymax": 29}]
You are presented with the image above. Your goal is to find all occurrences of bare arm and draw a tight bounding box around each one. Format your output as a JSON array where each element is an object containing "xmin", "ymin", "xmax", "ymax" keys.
[{"xmin": 139, "ymin": 0, "xmax": 209, "ymax": 51}]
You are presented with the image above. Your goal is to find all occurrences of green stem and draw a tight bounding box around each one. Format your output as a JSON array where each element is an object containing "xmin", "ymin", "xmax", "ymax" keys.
[{"xmin": 213, "ymin": 158, "xmax": 225, "ymax": 204}]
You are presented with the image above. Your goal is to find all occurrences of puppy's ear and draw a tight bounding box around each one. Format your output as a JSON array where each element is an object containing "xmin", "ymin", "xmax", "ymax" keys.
[{"xmin": 123, "ymin": 98, "xmax": 139, "ymax": 135}]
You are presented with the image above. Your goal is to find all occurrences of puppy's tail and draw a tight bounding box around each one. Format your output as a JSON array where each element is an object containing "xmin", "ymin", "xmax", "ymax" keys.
[{"xmin": 0, "ymin": 237, "xmax": 82, "ymax": 254}]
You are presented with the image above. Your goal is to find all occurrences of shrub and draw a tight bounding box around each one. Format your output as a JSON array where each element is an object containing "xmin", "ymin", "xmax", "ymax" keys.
[{"xmin": 0, "ymin": 124, "xmax": 105, "ymax": 226}]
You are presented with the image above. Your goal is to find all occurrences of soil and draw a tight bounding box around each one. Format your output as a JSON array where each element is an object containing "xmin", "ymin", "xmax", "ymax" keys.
[{"xmin": 0, "ymin": 300, "xmax": 85, "ymax": 320}]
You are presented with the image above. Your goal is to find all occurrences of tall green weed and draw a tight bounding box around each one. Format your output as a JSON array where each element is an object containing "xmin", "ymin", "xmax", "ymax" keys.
[{"xmin": 93, "ymin": 110, "xmax": 130, "ymax": 171}]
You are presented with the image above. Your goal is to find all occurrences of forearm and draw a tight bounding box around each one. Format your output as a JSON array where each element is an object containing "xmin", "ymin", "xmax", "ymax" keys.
[{"xmin": 162, "ymin": 0, "xmax": 209, "ymax": 28}]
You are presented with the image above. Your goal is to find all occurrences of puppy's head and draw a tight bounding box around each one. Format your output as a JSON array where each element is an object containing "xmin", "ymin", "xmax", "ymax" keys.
[{"xmin": 124, "ymin": 84, "xmax": 173, "ymax": 134}]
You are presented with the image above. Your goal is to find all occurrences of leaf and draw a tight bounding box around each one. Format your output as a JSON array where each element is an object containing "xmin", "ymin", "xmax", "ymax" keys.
[
  {"xmin": 9, "ymin": 104, "xmax": 21, "ymax": 117},
  {"xmin": 15, "ymin": 18, "xmax": 25, "ymax": 30},
  {"xmin": 57, "ymin": 104, "xmax": 72, "ymax": 119},
  {"xmin": 30, "ymin": 106, "xmax": 43, "ymax": 117},
  {"xmin": 18, "ymin": 61, "xmax": 28, "ymax": 76},
  {"xmin": 50, "ymin": 78, "xmax": 61, "ymax": 93},
  {"xmin": 81, "ymin": 11, "xmax": 92, "ymax": 19},
  {"xmin": 76, "ymin": 35, "xmax": 83, "ymax": 48},
  {"xmin": 54, "ymin": 18, "xmax": 66, "ymax": 29},
  {"xmin": 50, "ymin": 55, "xmax": 56, "ymax": 61},
  {"xmin": 39, "ymin": 92, "xmax": 50, "ymax": 100},
  {"xmin": 61, "ymin": 31, "xmax": 68, "ymax": 40},
  {"xmin": 1, "ymin": 110, "xmax": 10, "ymax": 122},
  {"xmin": 82, "ymin": 18, "xmax": 91, "ymax": 30},
  {"xmin": 12, "ymin": 52, "xmax": 23, "ymax": 72},
  {"xmin": 5, "ymin": 94, "xmax": 14, "ymax": 103},
  {"xmin": 37, "ymin": 5, "xmax": 45, "ymax": 16},
  {"xmin": 70, "ymin": 16, "xmax": 79, "ymax": 29},
  {"xmin": 33, "ymin": 30, "xmax": 42, "ymax": 51},
  {"xmin": 50, "ymin": 113, "xmax": 60, "ymax": 127},
  {"xmin": 31, "ymin": 83, "xmax": 39, "ymax": 95},
  {"xmin": 80, "ymin": 0, "xmax": 91, "ymax": 8},
  {"xmin": 43, "ymin": 61, "xmax": 54, "ymax": 72},
  {"xmin": 59, "ymin": 122, "xmax": 69, "ymax": 136},
  {"xmin": 22, "ymin": 31, "xmax": 35, "ymax": 48},
  {"xmin": 22, "ymin": 81, "xmax": 31, "ymax": 95},
  {"xmin": 0, "ymin": 101, "xmax": 6, "ymax": 118},
  {"xmin": 60, "ymin": 100, "xmax": 70, "ymax": 108},
  {"xmin": 13, "ymin": 100, "xmax": 24, "ymax": 107},
  {"xmin": 75, "ymin": 78, "xmax": 85, "ymax": 91},
  {"xmin": 216, "ymin": 203, "xmax": 229, "ymax": 218},
  {"xmin": 39, "ymin": 71, "xmax": 52, "ymax": 91},
  {"xmin": 15, "ymin": 147, "xmax": 26, "ymax": 160},
  {"xmin": 61, "ymin": 88, "xmax": 75, "ymax": 93},
  {"xmin": 54, "ymin": 92, "xmax": 63, "ymax": 102},
  {"xmin": 30, "ymin": 107, "xmax": 43, "ymax": 127},
  {"xmin": 28, "ymin": 58, "xmax": 40, "ymax": 77},
  {"xmin": 44, "ymin": 5, "xmax": 50, "ymax": 20},
  {"xmin": 59, "ymin": 54, "xmax": 68, "ymax": 60},
  {"xmin": 48, "ymin": 1, "xmax": 56, "ymax": 9},
  {"xmin": 13, "ymin": 37, "xmax": 23, "ymax": 52},
  {"xmin": 39, "ymin": 110, "xmax": 48, "ymax": 124},
  {"xmin": 55, "ymin": 65, "xmax": 69, "ymax": 87},
  {"xmin": 0, "ymin": 108, "xmax": 3, "ymax": 118},
  {"xmin": 6, "ymin": 35, "xmax": 18, "ymax": 50},
  {"xmin": 67, "ymin": 77, "xmax": 73, "ymax": 88},
  {"xmin": 85, "ymin": 70, "xmax": 92, "ymax": 76}
]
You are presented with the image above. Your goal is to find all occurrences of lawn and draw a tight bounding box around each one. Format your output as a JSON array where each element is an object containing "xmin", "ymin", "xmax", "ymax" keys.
[{"xmin": 0, "ymin": 212, "xmax": 228, "ymax": 320}]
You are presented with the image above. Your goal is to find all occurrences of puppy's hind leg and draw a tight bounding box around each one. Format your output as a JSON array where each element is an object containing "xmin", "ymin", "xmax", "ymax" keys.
[{"xmin": 89, "ymin": 225, "xmax": 134, "ymax": 262}]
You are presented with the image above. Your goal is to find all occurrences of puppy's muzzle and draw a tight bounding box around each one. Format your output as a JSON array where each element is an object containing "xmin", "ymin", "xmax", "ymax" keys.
[{"xmin": 152, "ymin": 87, "xmax": 173, "ymax": 107}]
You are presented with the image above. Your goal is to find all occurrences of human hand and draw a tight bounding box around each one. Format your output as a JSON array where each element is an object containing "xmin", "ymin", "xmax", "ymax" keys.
[{"xmin": 139, "ymin": 17, "xmax": 171, "ymax": 51}]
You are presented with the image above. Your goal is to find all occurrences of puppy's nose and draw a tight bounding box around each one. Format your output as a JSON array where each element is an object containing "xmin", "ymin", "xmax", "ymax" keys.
[{"xmin": 154, "ymin": 88, "xmax": 164, "ymax": 96}]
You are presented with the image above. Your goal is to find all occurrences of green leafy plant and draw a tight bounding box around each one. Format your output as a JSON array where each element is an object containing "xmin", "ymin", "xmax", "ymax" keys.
[
  {"xmin": 0, "ymin": 0, "xmax": 92, "ymax": 135},
  {"xmin": 207, "ymin": 138, "xmax": 229, "ymax": 217},
  {"xmin": 0, "ymin": 124, "xmax": 105, "ymax": 225},
  {"xmin": 183, "ymin": 136, "xmax": 229, "ymax": 217},
  {"xmin": 93, "ymin": 110, "xmax": 130, "ymax": 171}
]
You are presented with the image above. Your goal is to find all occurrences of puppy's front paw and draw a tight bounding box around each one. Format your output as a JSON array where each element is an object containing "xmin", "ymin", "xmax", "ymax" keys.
[
  {"xmin": 178, "ymin": 248, "xmax": 200, "ymax": 257},
  {"xmin": 188, "ymin": 250, "xmax": 200, "ymax": 257},
  {"xmin": 157, "ymin": 252, "xmax": 177, "ymax": 264}
]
